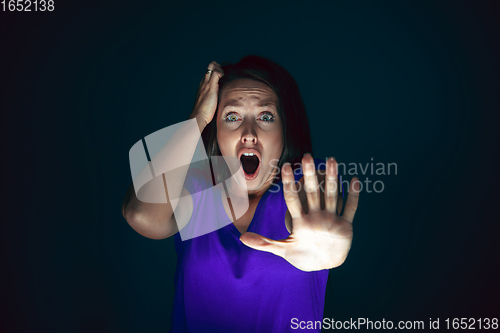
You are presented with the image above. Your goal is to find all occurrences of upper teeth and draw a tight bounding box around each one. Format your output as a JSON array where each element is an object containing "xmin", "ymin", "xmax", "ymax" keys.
[{"xmin": 243, "ymin": 153, "xmax": 255, "ymax": 156}]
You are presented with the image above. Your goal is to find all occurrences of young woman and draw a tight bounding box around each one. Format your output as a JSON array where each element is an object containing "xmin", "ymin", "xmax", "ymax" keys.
[{"xmin": 122, "ymin": 55, "xmax": 360, "ymax": 332}]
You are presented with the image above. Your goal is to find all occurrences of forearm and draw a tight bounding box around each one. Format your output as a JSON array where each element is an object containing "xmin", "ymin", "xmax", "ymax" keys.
[
  {"xmin": 122, "ymin": 114, "xmax": 206, "ymax": 239},
  {"xmin": 122, "ymin": 182, "xmax": 177, "ymax": 239}
]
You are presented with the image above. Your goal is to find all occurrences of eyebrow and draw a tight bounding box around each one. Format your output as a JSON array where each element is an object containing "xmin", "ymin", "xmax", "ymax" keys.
[{"xmin": 223, "ymin": 98, "xmax": 277, "ymax": 108}]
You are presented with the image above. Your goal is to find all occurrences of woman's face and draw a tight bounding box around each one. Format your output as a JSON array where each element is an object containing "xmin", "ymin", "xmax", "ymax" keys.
[{"xmin": 216, "ymin": 78, "xmax": 284, "ymax": 192}]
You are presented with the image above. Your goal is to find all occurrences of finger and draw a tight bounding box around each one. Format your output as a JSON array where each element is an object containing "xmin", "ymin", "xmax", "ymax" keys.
[
  {"xmin": 325, "ymin": 157, "xmax": 338, "ymax": 214},
  {"xmin": 282, "ymin": 163, "xmax": 303, "ymax": 219},
  {"xmin": 204, "ymin": 61, "xmax": 220, "ymax": 84},
  {"xmin": 209, "ymin": 68, "xmax": 224, "ymax": 88},
  {"xmin": 209, "ymin": 64, "xmax": 224, "ymax": 78},
  {"xmin": 342, "ymin": 177, "xmax": 360, "ymax": 223},
  {"xmin": 240, "ymin": 232, "xmax": 286, "ymax": 258},
  {"xmin": 199, "ymin": 64, "xmax": 223, "ymax": 89},
  {"xmin": 302, "ymin": 153, "xmax": 320, "ymax": 212},
  {"xmin": 212, "ymin": 64, "xmax": 223, "ymax": 72}
]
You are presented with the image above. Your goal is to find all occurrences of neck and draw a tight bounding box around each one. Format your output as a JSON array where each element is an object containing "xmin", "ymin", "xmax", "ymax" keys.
[{"xmin": 247, "ymin": 182, "xmax": 272, "ymax": 201}]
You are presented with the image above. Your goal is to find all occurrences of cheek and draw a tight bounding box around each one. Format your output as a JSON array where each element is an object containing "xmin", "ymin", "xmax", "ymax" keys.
[
  {"xmin": 263, "ymin": 128, "xmax": 284, "ymax": 155},
  {"xmin": 216, "ymin": 126, "xmax": 233, "ymax": 155},
  {"xmin": 273, "ymin": 124, "xmax": 284, "ymax": 149},
  {"xmin": 277, "ymin": 129, "xmax": 284, "ymax": 149}
]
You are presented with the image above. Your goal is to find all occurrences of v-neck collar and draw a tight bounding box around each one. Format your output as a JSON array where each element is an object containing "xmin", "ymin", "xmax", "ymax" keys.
[{"xmin": 217, "ymin": 185, "xmax": 273, "ymax": 237}]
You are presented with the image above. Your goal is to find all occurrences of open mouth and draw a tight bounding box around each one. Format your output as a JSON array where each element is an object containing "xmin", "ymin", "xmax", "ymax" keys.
[{"xmin": 239, "ymin": 153, "xmax": 261, "ymax": 180}]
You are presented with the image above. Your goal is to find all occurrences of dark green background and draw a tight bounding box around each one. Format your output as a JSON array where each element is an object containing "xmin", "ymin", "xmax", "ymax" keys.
[{"xmin": 1, "ymin": 1, "xmax": 499, "ymax": 332}]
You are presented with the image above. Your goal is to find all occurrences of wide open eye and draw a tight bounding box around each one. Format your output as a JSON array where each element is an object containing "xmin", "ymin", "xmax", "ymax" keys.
[
  {"xmin": 224, "ymin": 112, "xmax": 240, "ymax": 123},
  {"xmin": 259, "ymin": 111, "xmax": 275, "ymax": 122}
]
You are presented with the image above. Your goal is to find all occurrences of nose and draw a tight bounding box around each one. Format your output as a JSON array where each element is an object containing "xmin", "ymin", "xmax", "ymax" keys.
[{"xmin": 240, "ymin": 123, "xmax": 258, "ymax": 144}]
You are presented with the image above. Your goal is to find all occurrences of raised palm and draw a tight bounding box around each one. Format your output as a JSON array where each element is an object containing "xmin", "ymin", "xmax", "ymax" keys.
[{"xmin": 240, "ymin": 154, "xmax": 359, "ymax": 271}]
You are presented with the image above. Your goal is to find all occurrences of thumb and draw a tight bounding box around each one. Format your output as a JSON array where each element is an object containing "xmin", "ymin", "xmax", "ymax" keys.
[{"xmin": 240, "ymin": 232, "xmax": 286, "ymax": 257}]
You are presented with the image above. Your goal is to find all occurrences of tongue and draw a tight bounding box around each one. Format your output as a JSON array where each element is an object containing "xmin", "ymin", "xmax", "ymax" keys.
[{"xmin": 240, "ymin": 155, "xmax": 259, "ymax": 174}]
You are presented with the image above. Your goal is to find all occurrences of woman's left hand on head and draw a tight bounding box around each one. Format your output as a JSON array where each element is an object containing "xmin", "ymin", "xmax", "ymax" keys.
[{"xmin": 240, "ymin": 154, "xmax": 359, "ymax": 272}]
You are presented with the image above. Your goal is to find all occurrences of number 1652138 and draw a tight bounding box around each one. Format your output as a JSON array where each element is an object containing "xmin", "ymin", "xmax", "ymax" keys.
[{"xmin": 2, "ymin": 0, "xmax": 54, "ymax": 11}]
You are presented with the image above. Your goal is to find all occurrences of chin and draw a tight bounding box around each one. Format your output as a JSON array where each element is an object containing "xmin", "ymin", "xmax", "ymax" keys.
[
  {"xmin": 228, "ymin": 168, "xmax": 265, "ymax": 193},
  {"xmin": 244, "ymin": 168, "xmax": 275, "ymax": 192},
  {"xmin": 225, "ymin": 150, "xmax": 277, "ymax": 192}
]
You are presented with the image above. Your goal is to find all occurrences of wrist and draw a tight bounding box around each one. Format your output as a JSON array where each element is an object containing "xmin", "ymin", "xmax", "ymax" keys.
[{"xmin": 188, "ymin": 112, "xmax": 208, "ymax": 132}]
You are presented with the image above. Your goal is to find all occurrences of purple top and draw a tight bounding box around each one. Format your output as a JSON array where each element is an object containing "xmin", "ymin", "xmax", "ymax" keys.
[{"xmin": 170, "ymin": 159, "xmax": 330, "ymax": 332}]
